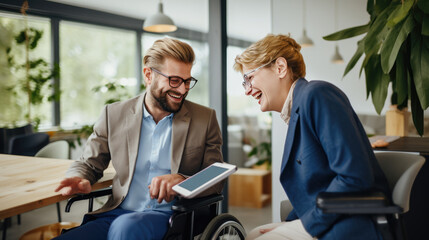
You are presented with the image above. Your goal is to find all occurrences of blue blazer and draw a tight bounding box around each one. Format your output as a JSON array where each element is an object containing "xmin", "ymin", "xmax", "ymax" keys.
[{"xmin": 280, "ymin": 78, "xmax": 390, "ymax": 239}]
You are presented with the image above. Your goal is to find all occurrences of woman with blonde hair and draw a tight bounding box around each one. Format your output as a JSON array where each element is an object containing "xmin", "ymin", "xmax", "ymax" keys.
[{"xmin": 234, "ymin": 34, "xmax": 390, "ymax": 240}]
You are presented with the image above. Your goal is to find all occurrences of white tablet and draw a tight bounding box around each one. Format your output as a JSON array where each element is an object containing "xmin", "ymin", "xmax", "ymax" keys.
[{"xmin": 173, "ymin": 162, "xmax": 237, "ymax": 199}]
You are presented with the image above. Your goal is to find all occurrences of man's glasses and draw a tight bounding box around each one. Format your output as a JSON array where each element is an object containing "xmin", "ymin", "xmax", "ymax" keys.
[
  {"xmin": 242, "ymin": 62, "xmax": 271, "ymax": 90},
  {"xmin": 151, "ymin": 68, "xmax": 198, "ymax": 90}
]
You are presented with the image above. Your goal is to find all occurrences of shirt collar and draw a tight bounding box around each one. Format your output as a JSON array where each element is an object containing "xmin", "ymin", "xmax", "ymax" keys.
[
  {"xmin": 142, "ymin": 101, "xmax": 174, "ymax": 120},
  {"xmin": 280, "ymin": 80, "xmax": 298, "ymax": 125},
  {"xmin": 143, "ymin": 103, "xmax": 152, "ymax": 120}
]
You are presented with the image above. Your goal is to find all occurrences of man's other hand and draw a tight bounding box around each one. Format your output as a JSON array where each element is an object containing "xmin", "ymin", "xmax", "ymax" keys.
[
  {"xmin": 55, "ymin": 177, "xmax": 92, "ymax": 196},
  {"xmin": 148, "ymin": 174, "xmax": 186, "ymax": 203}
]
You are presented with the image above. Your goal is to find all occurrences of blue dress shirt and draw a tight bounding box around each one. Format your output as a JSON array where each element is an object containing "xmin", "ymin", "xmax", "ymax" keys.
[{"xmin": 120, "ymin": 104, "xmax": 174, "ymax": 212}]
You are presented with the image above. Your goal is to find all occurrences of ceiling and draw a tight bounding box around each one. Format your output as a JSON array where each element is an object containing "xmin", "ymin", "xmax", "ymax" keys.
[{"xmin": 49, "ymin": 0, "xmax": 272, "ymax": 42}]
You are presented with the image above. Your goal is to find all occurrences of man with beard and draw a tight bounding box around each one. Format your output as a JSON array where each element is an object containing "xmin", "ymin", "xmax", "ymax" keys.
[{"xmin": 54, "ymin": 38, "xmax": 223, "ymax": 240}]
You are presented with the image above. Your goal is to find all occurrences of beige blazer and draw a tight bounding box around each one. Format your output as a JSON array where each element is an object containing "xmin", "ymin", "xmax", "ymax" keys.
[{"xmin": 66, "ymin": 94, "xmax": 224, "ymax": 214}]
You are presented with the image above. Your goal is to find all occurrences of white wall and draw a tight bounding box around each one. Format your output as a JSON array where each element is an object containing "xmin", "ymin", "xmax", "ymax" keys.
[{"xmin": 271, "ymin": 0, "xmax": 373, "ymax": 222}]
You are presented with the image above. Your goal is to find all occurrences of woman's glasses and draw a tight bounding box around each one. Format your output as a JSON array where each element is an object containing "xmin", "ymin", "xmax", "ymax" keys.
[{"xmin": 242, "ymin": 62, "xmax": 271, "ymax": 90}]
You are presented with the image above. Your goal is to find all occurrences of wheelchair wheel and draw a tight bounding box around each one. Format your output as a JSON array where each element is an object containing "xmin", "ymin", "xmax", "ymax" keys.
[{"xmin": 200, "ymin": 213, "xmax": 246, "ymax": 240}]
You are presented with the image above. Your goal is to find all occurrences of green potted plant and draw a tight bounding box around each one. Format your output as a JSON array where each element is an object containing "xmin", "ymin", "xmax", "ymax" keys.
[
  {"xmin": 323, "ymin": 0, "xmax": 429, "ymax": 135},
  {"xmin": 247, "ymin": 140, "xmax": 272, "ymax": 170},
  {"xmin": 2, "ymin": 1, "xmax": 59, "ymax": 130}
]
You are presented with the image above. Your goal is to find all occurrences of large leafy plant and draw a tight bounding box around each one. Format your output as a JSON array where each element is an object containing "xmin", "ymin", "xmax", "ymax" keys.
[{"xmin": 323, "ymin": 0, "xmax": 429, "ymax": 135}]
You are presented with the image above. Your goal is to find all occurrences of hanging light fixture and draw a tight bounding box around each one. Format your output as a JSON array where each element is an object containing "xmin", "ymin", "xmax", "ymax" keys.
[
  {"xmin": 331, "ymin": 45, "xmax": 344, "ymax": 64},
  {"xmin": 299, "ymin": 0, "xmax": 314, "ymax": 47},
  {"xmin": 143, "ymin": 0, "xmax": 177, "ymax": 33},
  {"xmin": 331, "ymin": 0, "xmax": 344, "ymax": 64}
]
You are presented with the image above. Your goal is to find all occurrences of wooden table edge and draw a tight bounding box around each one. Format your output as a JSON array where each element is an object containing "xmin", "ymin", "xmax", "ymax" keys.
[{"xmin": 0, "ymin": 179, "xmax": 113, "ymax": 220}]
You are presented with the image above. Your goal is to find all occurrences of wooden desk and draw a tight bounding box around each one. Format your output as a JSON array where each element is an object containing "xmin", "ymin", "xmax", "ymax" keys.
[
  {"xmin": 378, "ymin": 136, "xmax": 429, "ymax": 154},
  {"xmin": 0, "ymin": 154, "xmax": 115, "ymax": 220},
  {"xmin": 375, "ymin": 137, "xmax": 429, "ymax": 240}
]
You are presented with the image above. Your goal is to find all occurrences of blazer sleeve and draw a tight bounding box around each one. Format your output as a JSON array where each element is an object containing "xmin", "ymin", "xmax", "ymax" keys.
[
  {"xmin": 300, "ymin": 83, "xmax": 377, "ymax": 237},
  {"xmin": 66, "ymin": 105, "xmax": 111, "ymax": 184}
]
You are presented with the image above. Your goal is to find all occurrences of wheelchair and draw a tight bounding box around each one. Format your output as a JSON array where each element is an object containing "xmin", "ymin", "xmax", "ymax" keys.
[{"xmin": 64, "ymin": 188, "xmax": 247, "ymax": 240}]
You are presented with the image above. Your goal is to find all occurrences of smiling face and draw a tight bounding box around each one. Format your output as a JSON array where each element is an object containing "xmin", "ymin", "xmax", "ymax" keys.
[
  {"xmin": 242, "ymin": 58, "xmax": 291, "ymax": 112},
  {"xmin": 144, "ymin": 57, "xmax": 192, "ymax": 119}
]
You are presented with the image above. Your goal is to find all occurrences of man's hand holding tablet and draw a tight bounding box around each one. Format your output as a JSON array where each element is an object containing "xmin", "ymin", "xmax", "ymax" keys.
[{"xmin": 172, "ymin": 162, "xmax": 237, "ymax": 198}]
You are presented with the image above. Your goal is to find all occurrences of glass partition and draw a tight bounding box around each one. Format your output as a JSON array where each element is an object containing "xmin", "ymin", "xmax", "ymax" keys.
[{"xmin": 227, "ymin": 45, "xmax": 272, "ymax": 169}]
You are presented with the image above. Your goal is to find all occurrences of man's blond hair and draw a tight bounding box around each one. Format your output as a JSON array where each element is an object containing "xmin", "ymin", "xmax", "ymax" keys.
[
  {"xmin": 144, "ymin": 38, "xmax": 195, "ymax": 69},
  {"xmin": 234, "ymin": 34, "xmax": 306, "ymax": 80}
]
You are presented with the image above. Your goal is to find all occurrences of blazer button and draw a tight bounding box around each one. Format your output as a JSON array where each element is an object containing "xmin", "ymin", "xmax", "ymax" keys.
[{"xmin": 296, "ymin": 159, "xmax": 302, "ymax": 165}]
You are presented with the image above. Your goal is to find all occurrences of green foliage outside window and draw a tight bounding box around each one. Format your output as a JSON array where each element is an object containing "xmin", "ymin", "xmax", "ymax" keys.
[
  {"xmin": 6, "ymin": 27, "xmax": 59, "ymax": 130},
  {"xmin": 0, "ymin": 13, "xmax": 54, "ymax": 130},
  {"xmin": 59, "ymin": 21, "xmax": 138, "ymax": 128},
  {"xmin": 68, "ymin": 81, "xmax": 146, "ymax": 148}
]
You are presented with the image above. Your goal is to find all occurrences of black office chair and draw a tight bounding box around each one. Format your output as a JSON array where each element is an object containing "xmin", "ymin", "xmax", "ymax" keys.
[
  {"xmin": 64, "ymin": 188, "xmax": 247, "ymax": 240},
  {"xmin": 8, "ymin": 132, "xmax": 49, "ymax": 156},
  {"xmin": 0, "ymin": 124, "xmax": 33, "ymax": 154}
]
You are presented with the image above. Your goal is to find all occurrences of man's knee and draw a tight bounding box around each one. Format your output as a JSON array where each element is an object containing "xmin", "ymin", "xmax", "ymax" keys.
[
  {"xmin": 108, "ymin": 213, "xmax": 150, "ymax": 238},
  {"xmin": 108, "ymin": 211, "xmax": 170, "ymax": 239}
]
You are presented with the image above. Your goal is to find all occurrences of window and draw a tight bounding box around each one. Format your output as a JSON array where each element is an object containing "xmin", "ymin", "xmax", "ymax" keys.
[
  {"xmin": 60, "ymin": 21, "xmax": 137, "ymax": 128},
  {"xmin": 1, "ymin": 8, "xmax": 213, "ymax": 131},
  {"xmin": 0, "ymin": 13, "xmax": 51, "ymax": 128}
]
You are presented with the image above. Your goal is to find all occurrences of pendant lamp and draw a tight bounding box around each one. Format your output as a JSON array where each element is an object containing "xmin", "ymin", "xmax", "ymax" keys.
[
  {"xmin": 331, "ymin": 45, "xmax": 344, "ymax": 64},
  {"xmin": 143, "ymin": 0, "xmax": 177, "ymax": 33},
  {"xmin": 331, "ymin": 0, "xmax": 344, "ymax": 64},
  {"xmin": 299, "ymin": 0, "xmax": 314, "ymax": 47}
]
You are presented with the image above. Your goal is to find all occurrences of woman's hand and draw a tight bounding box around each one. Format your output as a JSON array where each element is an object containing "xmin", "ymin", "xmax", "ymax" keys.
[{"xmin": 259, "ymin": 227, "xmax": 276, "ymax": 234}]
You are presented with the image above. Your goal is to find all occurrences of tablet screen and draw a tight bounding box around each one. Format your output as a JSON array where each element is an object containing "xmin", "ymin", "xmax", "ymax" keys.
[{"xmin": 178, "ymin": 165, "xmax": 228, "ymax": 191}]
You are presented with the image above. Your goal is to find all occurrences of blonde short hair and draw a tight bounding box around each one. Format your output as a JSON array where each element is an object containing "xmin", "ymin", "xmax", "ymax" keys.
[
  {"xmin": 143, "ymin": 38, "xmax": 195, "ymax": 69},
  {"xmin": 234, "ymin": 34, "xmax": 306, "ymax": 80}
]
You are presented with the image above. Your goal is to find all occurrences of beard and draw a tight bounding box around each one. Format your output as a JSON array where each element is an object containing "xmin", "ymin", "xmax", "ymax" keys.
[{"xmin": 151, "ymin": 87, "xmax": 187, "ymax": 113}]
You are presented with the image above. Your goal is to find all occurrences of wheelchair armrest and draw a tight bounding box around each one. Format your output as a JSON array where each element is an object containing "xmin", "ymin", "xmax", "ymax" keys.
[
  {"xmin": 172, "ymin": 194, "xmax": 224, "ymax": 212},
  {"xmin": 316, "ymin": 191, "xmax": 403, "ymax": 214},
  {"xmin": 65, "ymin": 187, "xmax": 112, "ymax": 212}
]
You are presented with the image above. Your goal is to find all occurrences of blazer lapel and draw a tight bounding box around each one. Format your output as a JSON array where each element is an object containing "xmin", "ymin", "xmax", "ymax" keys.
[
  {"xmin": 171, "ymin": 102, "xmax": 190, "ymax": 174},
  {"xmin": 280, "ymin": 78, "xmax": 307, "ymax": 172},
  {"xmin": 126, "ymin": 94, "xmax": 144, "ymax": 176}
]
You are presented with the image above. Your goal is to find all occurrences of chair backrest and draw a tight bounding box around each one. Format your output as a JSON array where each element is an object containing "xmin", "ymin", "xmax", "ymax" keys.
[
  {"xmin": 375, "ymin": 152, "xmax": 425, "ymax": 213},
  {"xmin": 8, "ymin": 132, "xmax": 50, "ymax": 156},
  {"xmin": 35, "ymin": 140, "xmax": 70, "ymax": 159},
  {"xmin": 280, "ymin": 198, "xmax": 293, "ymax": 221},
  {"xmin": 0, "ymin": 124, "xmax": 33, "ymax": 154}
]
